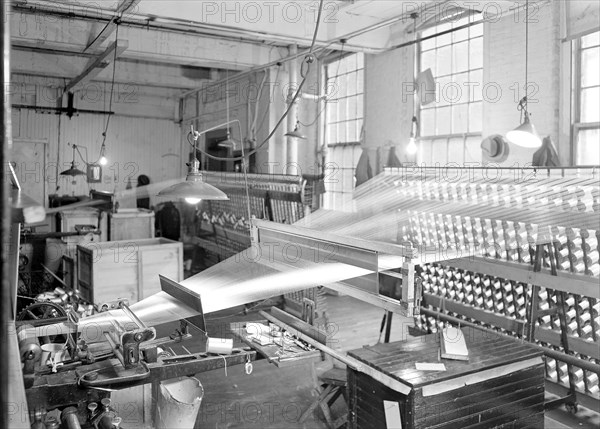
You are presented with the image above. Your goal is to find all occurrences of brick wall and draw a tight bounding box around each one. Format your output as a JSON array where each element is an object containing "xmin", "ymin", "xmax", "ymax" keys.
[
  {"xmin": 364, "ymin": 1, "xmax": 564, "ymax": 168},
  {"xmin": 364, "ymin": 44, "xmax": 414, "ymax": 174},
  {"xmin": 482, "ymin": 1, "xmax": 561, "ymax": 166}
]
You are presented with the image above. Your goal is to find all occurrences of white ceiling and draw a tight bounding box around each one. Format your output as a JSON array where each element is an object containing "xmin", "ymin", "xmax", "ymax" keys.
[
  {"xmin": 133, "ymin": 0, "xmax": 415, "ymax": 49},
  {"xmin": 9, "ymin": 0, "xmax": 533, "ymax": 91},
  {"xmin": 16, "ymin": 0, "xmax": 444, "ymax": 51}
]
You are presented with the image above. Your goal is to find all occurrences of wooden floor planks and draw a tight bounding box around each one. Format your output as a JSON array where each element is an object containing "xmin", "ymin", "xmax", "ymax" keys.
[{"xmin": 152, "ymin": 293, "xmax": 598, "ymax": 428}]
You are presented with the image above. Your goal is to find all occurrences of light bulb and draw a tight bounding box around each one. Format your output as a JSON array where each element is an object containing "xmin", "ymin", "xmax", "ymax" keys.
[
  {"xmin": 99, "ymin": 155, "xmax": 108, "ymax": 166},
  {"xmin": 185, "ymin": 197, "xmax": 201, "ymax": 204},
  {"xmin": 406, "ymin": 137, "xmax": 418, "ymax": 155}
]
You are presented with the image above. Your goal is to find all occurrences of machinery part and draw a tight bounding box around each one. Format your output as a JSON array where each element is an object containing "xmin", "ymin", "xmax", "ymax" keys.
[
  {"xmin": 87, "ymin": 402, "xmax": 98, "ymax": 419},
  {"xmin": 17, "ymin": 323, "xmax": 40, "ymax": 387},
  {"xmin": 17, "ymin": 323, "xmax": 41, "ymax": 363},
  {"xmin": 102, "ymin": 302, "xmax": 156, "ymax": 369},
  {"xmin": 17, "ymin": 302, "xmax": 70, "ymax": 346},
  {"xmin": 29, "ymin": 408, "xmax": 47, "ymax": 429},
  {"xmin": 98, "ymin": 299, "xmax": 129, "ymax": 312},
  {"xmin": 17, "ymin": 301, "xmax": 67, "ymax": 321},
  {"xmin": 78, "ymin": 360, "xmax": 151, "ymax": 388},
  {"xmin": 45, "ymin": 416, "xmax": 60, "ymax": 429},
  {"xmin": 61, "ymin": 407, "xmax": 81, "ymax": 429},
  {"xmin": 89, "ymin": 398, "xmax": 119, "ymax": 429}
]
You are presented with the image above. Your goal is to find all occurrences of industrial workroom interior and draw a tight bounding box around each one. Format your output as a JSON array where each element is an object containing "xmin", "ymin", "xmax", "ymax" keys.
[{"xmin": 2, "ymin": 0, "xmax": 600, "ymax": 428}]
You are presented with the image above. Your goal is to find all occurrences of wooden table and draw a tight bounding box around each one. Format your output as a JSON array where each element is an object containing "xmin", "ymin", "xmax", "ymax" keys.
[{"xmin": 347, "ymin": 327, "xmax": 545, "ymax": 429}]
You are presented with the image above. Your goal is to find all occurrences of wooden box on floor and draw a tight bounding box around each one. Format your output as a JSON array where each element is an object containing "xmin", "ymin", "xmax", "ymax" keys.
[
  {"xmin": 77, "ymin": 238, "xmax": 183, "ymax": 306},
  {"xmin": 108, "ymin": 208, "xmax": 155, "ymax": 241},
  {"xmin": 347, "ymin": 327, "xmax": 545, "ymax": 429}
]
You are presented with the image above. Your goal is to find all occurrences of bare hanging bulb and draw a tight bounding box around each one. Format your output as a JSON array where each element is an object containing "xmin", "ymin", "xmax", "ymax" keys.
[{"xmin": 406, "ymin": 137, "xmax": 418, "ymax": 155}]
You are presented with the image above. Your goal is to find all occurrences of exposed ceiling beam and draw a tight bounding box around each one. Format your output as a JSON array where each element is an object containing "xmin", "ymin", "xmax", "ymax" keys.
[
  {"xmin": 9, "ymin": 13, "xmax": 276, "ymax": 69},
  {"xmin": 65, "ymin": 40, "xmax": 128, "ymax": 93},
  {"xmin": 115, "ymin": 0, "xmax": 140, "ymax": 15},
  {"xmin": 84, "ymin": 18, "xmax": 118, "ymax": 53},
  {"xmin": 11, "ymin": 1, "xmax": 367, "ymax": 53},
  {"xmin": 85, "ymin": 0, "xmax": 141, "ymax": 52},
  {"xmin": 12, "ymin": 48, "xmax": 212, "ymax": 89}
]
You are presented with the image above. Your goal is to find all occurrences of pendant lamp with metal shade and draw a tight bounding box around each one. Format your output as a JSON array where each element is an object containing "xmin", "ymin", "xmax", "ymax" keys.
[
  {"xmin": 158, "ymin": 126, "xmax": 228, "ymax": 204},
  {"xmin": 506, "ymin": 0, "xmax": 542, "ymax": 148},
  {"xmin": 285, "ymin": 121, "xmax": 307, "ymax": 140},
  {"xmin": 217, "ymin": 70, "xmax": 241, "ymax": 150},
  {"xmin": 60, "ymin": 145, "xmax": 86, "ymax": 177},
  {"xmin": 406, "ymin": 12, "xmax": 420, "ymax": 156},
  {"xmin": 406, "ymin": 116, "xmax": 419, "ymax": 155}
]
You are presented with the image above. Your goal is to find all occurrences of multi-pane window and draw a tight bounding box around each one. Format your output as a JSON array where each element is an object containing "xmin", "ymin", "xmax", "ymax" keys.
[
  {"xmin": 419, "ymin": 16, "xmax": 483, "ymax": 137},
  {"xmin": 323, "ymin": 53, "xmax": 365, "ymax": 209},
  {"xmin": 574, "ymin": 31, "xmax": 600, "ymax": 165}
]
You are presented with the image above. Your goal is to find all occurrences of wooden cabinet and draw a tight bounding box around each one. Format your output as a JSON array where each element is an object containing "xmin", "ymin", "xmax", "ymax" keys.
[
  {"xmin": 77, "ymin": 238, "xmax": 183, "ymax": 306},
  {"xmin": 347, "ymin": 327, "xmax": 545, "ymax": 429}
]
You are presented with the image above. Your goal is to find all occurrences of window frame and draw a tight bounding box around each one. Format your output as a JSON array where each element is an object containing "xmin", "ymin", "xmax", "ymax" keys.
[
  {"xmin": 417, "ymin": 16, "xmax": 484, "ymax": 140},
  {"xmin": 324, "ymin": 52, "xmax": 365, "ymax": 146},
  {"xmin": 571, "ymin": 32, "xmax": 600, "ymax": 165},
  {"xmin": 321, "ymin": 52, "xmax": 366, "ymax": 209}
]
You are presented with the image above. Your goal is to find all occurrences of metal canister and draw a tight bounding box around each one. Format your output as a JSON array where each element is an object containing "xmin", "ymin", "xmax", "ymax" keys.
[{"xmin": 17, "ymin": 324, "xmax": 41, "ymax": 363}]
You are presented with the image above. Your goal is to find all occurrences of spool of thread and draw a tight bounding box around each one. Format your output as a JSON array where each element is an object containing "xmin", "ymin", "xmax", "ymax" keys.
[
  {"xmin": 546, "ymin": 360, "xmax": 557, "ymax": 382},
  {"xmin": 586, "ymin": 372, "xmax": 598, "ymax": 387},
  {"xmin": 206, "ymin": 338, "xmax": 233, "ymax": 355},
  {"xmin": 577, "ymin": 297, "xmax": 590, "ymax": 313},
  {"xmin": 567, "ymin": 321, "xmax": 579, "ymax": 336},
  {"xmin": 506, "ymin": 304, "xmax": 516, "ymax": 316},
  {"xmin": 580, "ymin": 323, "xmax": 593, "ymax": 339},
  {"xmin": 586, "ymin": 265, "xmax": 600, "ymax": 276},
  {"xmin": 540, "ymin": 315, "xmax": 551, "ymax": 327}
]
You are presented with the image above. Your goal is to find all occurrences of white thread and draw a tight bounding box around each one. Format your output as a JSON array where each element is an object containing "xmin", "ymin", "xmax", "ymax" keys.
[
  {"xmin": 245, "ymin": 354, "xmax": 253, "ymax": 375},
  {"xmin": 221, "ymin": 355, "xmax": 228, "ymax": 377}
]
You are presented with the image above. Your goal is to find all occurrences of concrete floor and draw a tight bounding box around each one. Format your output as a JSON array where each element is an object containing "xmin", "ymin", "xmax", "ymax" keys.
[{"xmin": 153, "ymin": 293, "xmax": 599, "ymax": 429}]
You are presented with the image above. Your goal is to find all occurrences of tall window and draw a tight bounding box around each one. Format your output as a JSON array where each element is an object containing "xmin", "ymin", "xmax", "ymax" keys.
[
  {"xmin": 574, "ymin": 31, "xmax": 600, "ymax": 165},
  {"xmin": 419, "ymin": 16, "xmax": 483, "ymax": 139},
  {"xmin": 323, "ymin": 53, "xmax": 364, "ymax": 209}
]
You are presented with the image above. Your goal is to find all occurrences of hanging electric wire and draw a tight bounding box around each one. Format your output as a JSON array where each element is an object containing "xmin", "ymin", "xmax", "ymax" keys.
[
  {"xmin": 298, "ymin": 42, "xmax": 346, "ymax": 128},
  {"xmin": 95, "ymin": 23, "xmax": 120, "ymax": 165},
  {"xmin": 188, "ymin": 0, "xmax": 326, "ymax": 163}
]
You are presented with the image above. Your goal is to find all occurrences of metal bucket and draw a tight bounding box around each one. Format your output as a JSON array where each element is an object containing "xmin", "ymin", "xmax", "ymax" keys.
[{"xmin": 155, "ymin": 377, "xmax": 204, "ymax": 429}]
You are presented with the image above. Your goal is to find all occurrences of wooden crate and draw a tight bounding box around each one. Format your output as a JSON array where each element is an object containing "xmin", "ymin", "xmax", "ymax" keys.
[
  {"xmin": 347, "ymin": 327, "xmax": 545, "ymax": 429},
  {"xmin": 57, "ymin": 208, "xmax": 107, "ymax": 242},
  {"xmin": 77, "ymin": 238, "xmax": 183, "ymax": 306},
  {"xmin": 108, "ymin": 209, "xmax": 155, "ymax": 241}
]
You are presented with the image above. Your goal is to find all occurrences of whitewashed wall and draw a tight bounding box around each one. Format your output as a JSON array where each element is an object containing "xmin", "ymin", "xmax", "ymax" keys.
[{"xmin": 10, "ymin": 76, "xmax": 183, "ymax": 209}]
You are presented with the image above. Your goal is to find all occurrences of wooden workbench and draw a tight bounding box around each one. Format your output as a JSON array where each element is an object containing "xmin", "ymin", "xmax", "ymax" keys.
[{"xmin": 347, "ymin": 327, "xmax": 545, "ymax": 429}]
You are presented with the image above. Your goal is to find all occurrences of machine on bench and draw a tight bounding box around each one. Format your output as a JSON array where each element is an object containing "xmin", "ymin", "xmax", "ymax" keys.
[{"xmin": 14, "ymin": 276, "xmax": 256, "ymax": 428}]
